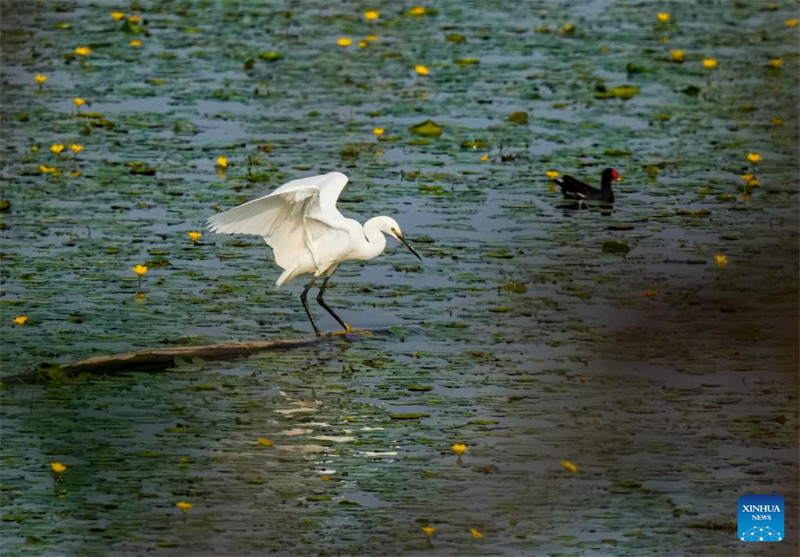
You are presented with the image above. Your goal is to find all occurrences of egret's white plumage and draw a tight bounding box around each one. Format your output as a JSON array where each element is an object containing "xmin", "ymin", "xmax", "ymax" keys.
[{"xmin": 207, "ymin": 171, "xmax": 421, "ymax": 335}]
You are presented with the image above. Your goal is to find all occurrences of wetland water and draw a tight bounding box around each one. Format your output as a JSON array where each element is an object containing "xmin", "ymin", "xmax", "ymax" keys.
[{"xmin": 1, "ymin": 1, "xmax": 798, "ymax": 555}]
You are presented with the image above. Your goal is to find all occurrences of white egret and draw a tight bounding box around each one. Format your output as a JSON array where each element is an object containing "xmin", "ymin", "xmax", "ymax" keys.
[{"xmin": 207, "ymin": 171, "xmax": 421, "ymax": 336}]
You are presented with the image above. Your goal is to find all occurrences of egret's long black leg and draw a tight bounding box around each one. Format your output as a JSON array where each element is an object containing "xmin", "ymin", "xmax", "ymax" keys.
[
  {"xmin": 300, "ymin": 277, "xmax": 321, "ymax": 337},
  {"xmin": 316, "ymin": 275, "xmax": 353, "ymax": 334}
]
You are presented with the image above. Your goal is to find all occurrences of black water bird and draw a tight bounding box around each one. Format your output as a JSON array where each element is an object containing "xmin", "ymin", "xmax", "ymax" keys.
[{"xmin": 555, "ymin": 168, "xmax": 621, "ymax": 203}]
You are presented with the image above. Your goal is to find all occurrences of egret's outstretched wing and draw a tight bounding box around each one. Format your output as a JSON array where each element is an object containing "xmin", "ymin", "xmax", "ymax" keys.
[{"xmin": 207, "ymin": 172, "xmax": 351, "ymax": 273}]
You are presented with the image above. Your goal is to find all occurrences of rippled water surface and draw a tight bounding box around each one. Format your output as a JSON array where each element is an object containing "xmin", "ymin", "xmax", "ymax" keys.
[{"xmin": 1, "ymin": 1, "xmax": 798, "ymax": 555}]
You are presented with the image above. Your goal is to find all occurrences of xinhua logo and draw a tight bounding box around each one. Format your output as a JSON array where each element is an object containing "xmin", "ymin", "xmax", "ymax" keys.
[{"xmin": 738, "ymin": 495, "xmax": 784, "ymax": 542}]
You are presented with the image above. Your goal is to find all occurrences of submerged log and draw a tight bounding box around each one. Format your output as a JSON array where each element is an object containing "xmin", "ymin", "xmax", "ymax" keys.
[{"xmin": 4, "ymin": 329, "xmax": 379, "ymax": 384}]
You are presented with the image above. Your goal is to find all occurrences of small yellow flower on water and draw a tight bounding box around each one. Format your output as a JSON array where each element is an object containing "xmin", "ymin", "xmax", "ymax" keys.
[
  {"xmin": 216, "ymin": 156, "xmax": 228, "ymax": 168},
  {"xmin": 257, "ymin": 437, "xmax": 273, "ymax": 446},
  {"xmin": 132, "ymin": 264, "xmax": 148, "ymax": 277},
  {"xmin": 546, "ymin": 170, "xmax": 560, "ymax": 180},
  {"xmin": 365, "ymin": 34, "xmax": 379, "ymax": 42},
  {"xmin": 357, "ymin": 40, "xmax": 368, "ymax": 48},
  {"xmin": 703, "ymin": 58, "xmax": 718, "ymax": 70},
  {"xmin": 768, "ymin": 58, "xmax": 782, "ymax": 69},
  {"xmin": 600, "ymin": 45, "xmax": 609, "ymax": 53},
  {"xmin": 69, "ymin": 143, "xmax": 83, "ymax": 155},
  {"xmin": 128, "ymin": 15, "xmax": 142, "ymax": 23},
  {"xmin": 785, "ymin": 18, "xmax": 799, "ymax": 27},
  {"xmin": 337, "ymin": 37, "xmax": 353, "ymax": 47},
  {"xmin": 74, "ymin": 97, "xmax": 85, "ymax": 108},
  {"xmin": 470, "ymin": 527, "xmax": 484, "ymax": 539},
  {"xmin": 75, "ymin": 46, "xmax": 92, "ymax": 57},
  {"xmin": 562, "ymin": 23, "xmax": 575, "ymax": 33},
  {"xmin": 188, "ymin": 231, "xmax": 202, "ymax": 244},
  {"xmin": 35, "ymin": 74, "xmax": 47, "ymax": 85},
  {"xmin": 480, "ymin": 154, "xmax": 489, "ymax": 162},
  {"xmin": 372, "ymin": 127, "xmax": 384, "ymax": 137},
  {"xmin": 771, "ymin": 117, "xmax": 784, "ymax": 126},
  {"xmin": 175, "ymin": 502, "xmax": 193, "ymax": 513},
  {"xmin": 656, "ymin": 12, "xmax": 670, "ymax": 23},
  {"xmin": 739, "ymin": 174, "xmax": 754, "ymax": 183},
  {"xmin": 451, "ymin": 443, "xmax": 466, "ymax": 456},
  {"xmin": 50, "ymin": 462, "xmax": 67, "ymax": 473},
  {"xmin": 746, "ymin": 177, "xmax": 760, "ymax": 187},
  {"xmin": 364, "ymin": 10, "xmax": 380, "ymax": 21},
  {"xmin": 39, "ymin": 165, "xmax": 56, "ymax": 173},
  {"xmin": 560, "ymin": 460, "xmax": 578, "ymax": 473},
  {"xmin": 180, "ymin": 456, "xmax": 189, "ymax": 463},
  {"xmin": 130, "ymin": 39, "xmax": 142, "ymax": 47},
  {"xmin": 715, "ymin": 254, "xmax": 728, "ymax": 267},
  {"xmin": 421, "ymin": 526, "xmax": 436, "ymax": 537},
  {"xmin": 415, "ymin": 64, "xmax": 430, "ymax": 76},
  {"xmin": 644, "ymin": 289, "xmax": 657, "ymax": 297},
  {"xmin": 51, "ymin": 144, "xmax": 65, "ymax": 155},
  {"xmin": 746, "ymin": 152, "xmax": 762, "ymax": 164},
  {"xmin": 409, "ymin": 6, "xmax": 426, "ymax": 16},
  {"xmin": 111, "ymin": 12, "xmax": 125, "ymax": 21},
  {"xmin": 670, "ymin": 49, "xmax": 685, "ymax": 62},
  {"xmin": 13, "ymin": 315, "xmax": 29, "ymax": 325}
]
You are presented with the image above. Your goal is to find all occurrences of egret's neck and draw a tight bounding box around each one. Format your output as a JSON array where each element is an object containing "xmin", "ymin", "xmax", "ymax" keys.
[{"xmin": 356, "ymin": 217, "xmax": 388, "ymax": 260}]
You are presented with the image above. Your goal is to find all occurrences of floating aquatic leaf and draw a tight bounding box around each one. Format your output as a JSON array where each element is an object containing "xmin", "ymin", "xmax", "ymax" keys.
[
  {"xmin": 454, "ymin": 58, "xmax": 479, "ymax": 66},
  {"xmin": 390, "ymin": 413, "xmax": 430, "ymax": 420},
  {"xmin": 595, "ymin": 84, "xmax": 639, "ymax": 100},
  {"xmin": 258, "ymin": 51, "xmax": 283, "ymax": 61},
  {"xmin": 445, "ymin": 33, "xmax": 466, "ymax": 43}
]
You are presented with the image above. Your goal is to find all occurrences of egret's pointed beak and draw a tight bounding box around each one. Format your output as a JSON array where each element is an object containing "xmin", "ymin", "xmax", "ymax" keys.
[{"xmin": 397, "ymin": 233, "xmax": 422, "ymax": 261}]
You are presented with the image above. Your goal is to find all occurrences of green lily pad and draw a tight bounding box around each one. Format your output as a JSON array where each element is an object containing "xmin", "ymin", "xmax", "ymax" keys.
[
  {"xmin": 390, "ymin": 413, "xmax": 430, "ymax": 420},
  {"xmin": 508, "ymin": 111, "xmax": 529, "ymax": 124}
]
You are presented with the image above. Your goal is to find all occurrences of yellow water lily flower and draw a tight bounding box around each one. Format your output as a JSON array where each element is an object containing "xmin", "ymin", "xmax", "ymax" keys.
[
  {"xmin": 715, "ymin": 254, "xmax": 728, "ymax": 267},
  {"xmin": 560, "ymin": 460, "xmax": 578, "ymax": 473},
  {"xmin": 130, "ymin": 39, "xmax": 142, "ymax": 47},
  {"xmin": 111, "ymin": 12, "xmax": 125, "ymax": 21},
  {"xmin": 50, "ymin": 462, "xmax": 67, "ymax": 473},
  {"xmin": 13, "ymin": 315, "xmax": 29, "ymax": 325},
  {"xmin": 257, "ymin": 437, "xmax": 273, "ymax": 446},
  {"xmin": 365, "ymin": 34, "xmax": 379, "ymax": 42},
  {"xmin": 470, "ymin": 527, "xmax": 484, "ymax": 538},
  {"xmin": 546, "ymin": 170, "xmax": 560, "ymax": 180},
  {"xmin": 785, "ymin": 18, "xmax": 798, "ymax": 27},
  {"xmin": 337, "ymin": 37, "xmax": 352, "ymax": 47},
  {"xmin": 70, "ymin": 143, "xmax": 83, "ymax": 155},
  {"xmin": 128, "ymin": 15, "xmax": 142, "ymax": 23},
  {"xmin": 216, "ymin": 156, "xmax": 228, "ymax": 168},
  {"xmin": 421, "ymin": 526, "xmax": 436, "ymax": 537},
  {"xmin": 357, "ymin": 40, "xmax": 367, "ymax": 48},
  {"xmin": 451, "ymin": 443, "xmax": 466, "ymax": 456},
  {"xmin": 670, "ymin": 49, "xmax": 685, "ymax": 62},
  {"xmin": 644, "ymin": 289, "xmax": 657, "ymax": 297},
  {"xmin": 703, "ymin": 58, "xmax": 718, "ymax": 70},
  {"xmin": 480, "ymin": 154, "xmax": 489, "ymax": 162},
  {"xmin": 75, "ymin": 46, "xmax": 92, "ymax": 56},
  {"xmin": 188, "ymin": 231, "xmax": 202, "ymax": 244},
  {"xmin": 132, "ymin": 264, "xmax": 148, "ymax": 277},
  {"xmin": 364, "ymin": 10, "xmax": 380, "ymax": 21},
  {"xmin": 656, "ymin": 12, "xmax": 670, "ymax": 22},
  {"xmin": 51, "ymin": 144, "xmax": 65, "ymax": 155},
  {"xmin": 768, "ymin": 58, "xmax": 782, "ymax": 69},
  {"xmin": 372, "ymin": 127, "xmax": 384, "ymax": 137},
  {"xmin": 35, "ymin": 74, "xmax": 47, "ymax": 85},
  {"xmin": 746, "ymin": 153, "xmax": 762, "ymax": 164},
  {"xmin": 745, "ymin": 177, "xmax": 760, "ymax": 187},
  {"xmin": 770, "ymin": 117, "xmax": 784, "ymax": 126},
  {"xmin": 415, "ymin": 64, "xmax": 430, "ymax": 76},
  {"xmin": 39, "ymin": 165, "xmax": 57, "ymax": 173},
  {"xmin": 409, "ymin": 6, "xmax": 426, "ymax": 16},
  {"xmin": 175, "ymin": 502, "xmax": 193, "ymax": 513},
  {"xmin": 74, "ymin": 97, "xmax": 85, "ymax": 108}
]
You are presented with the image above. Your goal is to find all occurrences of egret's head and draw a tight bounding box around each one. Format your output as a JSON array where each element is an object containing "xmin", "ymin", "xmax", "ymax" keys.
[{"xmin": 375, "ymin": 216, "xmax": 422, "ymax": 261}]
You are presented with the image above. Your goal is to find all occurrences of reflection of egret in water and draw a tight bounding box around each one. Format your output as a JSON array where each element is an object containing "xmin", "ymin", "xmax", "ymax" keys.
[{"xmin": 208, "ymin": 172, "xmax": 421, "ymax": 336}]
